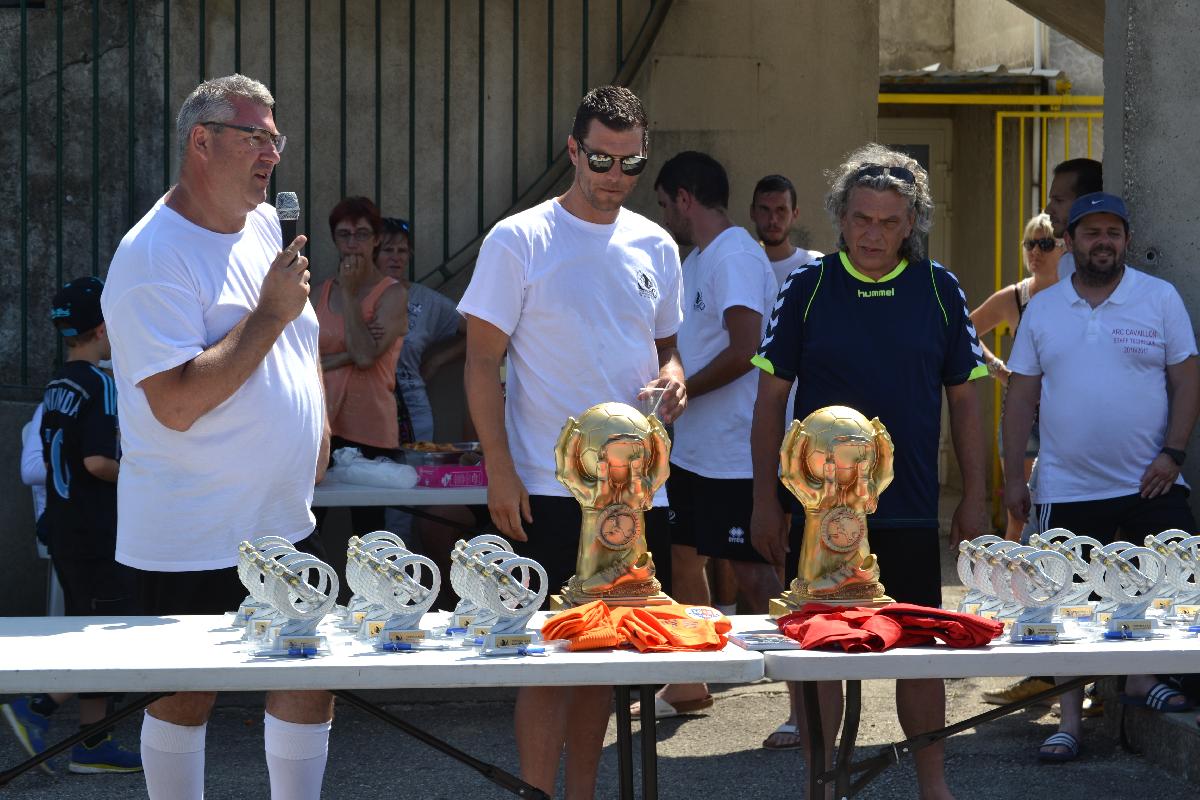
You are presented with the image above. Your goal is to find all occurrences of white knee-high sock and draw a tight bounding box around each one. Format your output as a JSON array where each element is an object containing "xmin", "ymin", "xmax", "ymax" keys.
[
  {"xmin": 263, "ymin": 712, "xmax": 331, "ymax": 800},
  {"xmin": 140, "ymin": 710, "xmax": 206, "ymax": 800}
]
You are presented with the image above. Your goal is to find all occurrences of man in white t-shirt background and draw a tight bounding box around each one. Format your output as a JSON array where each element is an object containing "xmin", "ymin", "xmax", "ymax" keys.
[
  {"xmin": 1004, "ymin": 191, "xmax": 1200, "ymax": 763},
  {"xmin": 458, "ymin": 85, "xmax": 685, "ymax": 800},
  {"xmin": 101, "ymin": 75, "xmax": 332, "ymax": 800},
  {"xmin": 750, "ymin": 173, "xmax": 825, "ymax": 286},
  {"xmin": 634, "ymin": 151, "xmax": 784, "ymax": 721}
]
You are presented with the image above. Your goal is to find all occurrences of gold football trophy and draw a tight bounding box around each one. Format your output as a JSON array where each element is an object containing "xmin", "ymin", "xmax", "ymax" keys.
[
  {"xmin": 770, "ymin": 405, "xmax": 895, "ymax": 617},
  {"xmin": 552, "ymin": 402, "xmax": 672, "ymax": 608}
]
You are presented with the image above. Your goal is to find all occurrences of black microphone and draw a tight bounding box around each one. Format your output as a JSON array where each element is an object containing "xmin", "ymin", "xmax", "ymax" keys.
[{"xmin": 276, "ymin": 191, "xmax": 300, "ymax": 247}]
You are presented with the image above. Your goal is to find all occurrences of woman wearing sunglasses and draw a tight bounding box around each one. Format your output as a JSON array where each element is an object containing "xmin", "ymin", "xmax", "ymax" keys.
[
  {"xmin": 968, "ymin": 212, "xmax": 1062, "ymax": 540},
  {"xmin": 313, "ymin": 196, "xmax": 409, "ymax": 534}
]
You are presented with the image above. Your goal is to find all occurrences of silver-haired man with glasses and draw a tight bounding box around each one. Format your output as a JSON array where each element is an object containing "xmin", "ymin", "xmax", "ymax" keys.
[
  {"xmin": 750, "ymin": 143, "xmax": 988, "ymax": 800},
  {"xmin": 101, "ymin": 74, "xmax": 331, "ymax": 800}
]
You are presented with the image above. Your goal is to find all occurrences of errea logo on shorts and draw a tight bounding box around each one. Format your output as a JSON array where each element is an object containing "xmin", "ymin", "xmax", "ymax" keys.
[
  {"xmin": 728, "ymin": 526, "xmax": 745, "ymax": 544},
  {"xmin": 684, "ymin": 606, "xmax": 723, "ymax": 621}
]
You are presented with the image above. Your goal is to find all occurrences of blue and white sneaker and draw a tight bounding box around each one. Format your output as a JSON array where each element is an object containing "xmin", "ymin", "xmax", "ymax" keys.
[
  {"xmin": 1, "ymin": 698, "xmax": 54, "ymax": 775},
  {"xmin": 68, "ymin": 735, "xmax": 143, "ymax": 774}
]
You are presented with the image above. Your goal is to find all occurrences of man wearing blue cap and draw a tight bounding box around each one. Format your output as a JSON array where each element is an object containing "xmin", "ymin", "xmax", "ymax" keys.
[{"xmin": 1004, "ymin": 192, "xmax": 1200, "ymax": 762}]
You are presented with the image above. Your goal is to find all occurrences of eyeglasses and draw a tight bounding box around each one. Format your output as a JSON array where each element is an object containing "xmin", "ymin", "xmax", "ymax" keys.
[
  {"xmin": 1023, "ymin": 238, "xmax": 1058, "ymax": 252},
  {"xmin": 853, "ymin": 164, "xmax": 916, "ymax": 185},
  {"xmin": 576, "ymin": 140, "xmax": 648, "ymax": 176},
  {"xmin": 201, "ymin": 121, "xmax": 287, "ymax": 154},
  {"xmin": 334, "ymin": 229, "xmax": 375, "ymax": 242}
]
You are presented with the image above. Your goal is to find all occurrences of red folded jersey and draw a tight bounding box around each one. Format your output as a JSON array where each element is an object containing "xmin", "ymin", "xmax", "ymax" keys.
[{"xmin": 777, "ymin": 603, "xmax": 1003, "ymax": 653}]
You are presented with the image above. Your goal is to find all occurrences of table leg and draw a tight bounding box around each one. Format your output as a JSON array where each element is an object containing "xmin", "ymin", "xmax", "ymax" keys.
[
  {"xmin": 638, "ymin": 685, "xmax": 658, "ymax": 800},
  {"xmin": 0, "ymin": 692, "xmax": 168, "ymax": 787},
  {"xmin": 614, "ymin": 685, "xmax": 635, "ymax": 800},
  {"xmin": 834, "ymin": 681, "xmax": 861, "ymax": 799},
  {"xmin": 801, "ymin": 681, "xmax": 826, "ymax": 800}
]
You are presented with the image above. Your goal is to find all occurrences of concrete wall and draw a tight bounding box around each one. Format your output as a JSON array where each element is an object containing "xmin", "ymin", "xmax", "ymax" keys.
[
  {"xmin": 1105, "ymin": 0, "xmax": 1200, "ymax": 505},
  {"xmin": 879, "ymin": 0, "xmax": 954, "ymax": 71},
  {"xmin": 627, "ymin": 0, "xmax": 880, "ymax": 253},
  {"xmin": 953, "ymin": 0, "xmax": 1035, "ymax": 69}
]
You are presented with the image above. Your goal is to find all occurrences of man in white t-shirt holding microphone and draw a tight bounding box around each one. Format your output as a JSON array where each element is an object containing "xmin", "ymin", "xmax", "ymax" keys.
[
  {"xmin": 102, "ymin": 75, "xmax": 331, "ymax": 800},
  {"xmin": 637, "ymin": 151, "xmax": 783, "ymax": 719},
  {"xmin": 458, "ymin": 85, "xmax": 685, "ymax": 799}
]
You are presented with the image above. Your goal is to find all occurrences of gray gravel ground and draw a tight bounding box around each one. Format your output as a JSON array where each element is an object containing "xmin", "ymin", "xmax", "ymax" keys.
[{"xmin": 3, "ymin": 527, "xmax": 1198, "ymax": 799}]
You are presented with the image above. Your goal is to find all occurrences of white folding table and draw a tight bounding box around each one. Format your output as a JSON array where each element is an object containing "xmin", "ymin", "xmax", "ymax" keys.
[
  {"xmin": 0, "ymin": 613, "xmax": 763, "ymax": 798},
  {"xmin": 311, "ymin": 471, "xmax": 487, "ymax": 508},
  {"xmin": 738, "ymin": 614, "xmax": 1200, "ymax": 799}
]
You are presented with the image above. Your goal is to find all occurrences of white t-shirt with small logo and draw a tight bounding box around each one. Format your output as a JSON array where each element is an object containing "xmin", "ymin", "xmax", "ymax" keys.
[
  {"xmin": 1008, "ymin": 266, "xmax": 1197, "ymax": 503},
  {"xmin": 671, "ymin": 227, "xmax": 778, "ymax": 479},
  {"xmin": 767, "ymin": 246, "xmax": 824, "ymax": 288},
  {"xmin": 458, "ymin": 198, "xmax": 683, "ymax": 500},
  {"xmin": 102, "ymin": 199, "xmax": 324, "ymax": 571}
]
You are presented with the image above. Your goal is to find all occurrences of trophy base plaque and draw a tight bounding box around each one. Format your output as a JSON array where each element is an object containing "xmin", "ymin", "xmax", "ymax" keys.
[
  {"xmin": 769, "ymin": 581, "xmax": 894, "ymax": 619},
  {"xmin": 550, "ymin": 592, "xmax": 674, "ymax": 611}
]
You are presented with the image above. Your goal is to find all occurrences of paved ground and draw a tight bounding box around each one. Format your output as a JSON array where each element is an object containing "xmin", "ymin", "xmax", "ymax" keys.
[{"xmin": 3, "ymin": 528, "xmax": 1199, "ymax": 798}]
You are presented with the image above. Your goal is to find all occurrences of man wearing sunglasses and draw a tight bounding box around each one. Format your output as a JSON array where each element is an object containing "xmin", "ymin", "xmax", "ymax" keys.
[
  {"xmin": 751, "ymin": 144, "xmax": 988, "ymax": 800},
  {"xmin": 101, "ymin": 75, "xmax": 332, "ymax": 800},
  {"xmin": 459, "ymin": 85, "xmax": 685, "ymax": 799}
]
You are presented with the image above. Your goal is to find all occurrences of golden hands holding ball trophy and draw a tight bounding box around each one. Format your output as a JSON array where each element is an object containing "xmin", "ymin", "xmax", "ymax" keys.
[
  {"xmin": 553, "ymin": 402, "xmax": 672, "ymax": 608},
  {"xmin": 770, "ymin": 405, "xmax": 896, "ymax": 617}
]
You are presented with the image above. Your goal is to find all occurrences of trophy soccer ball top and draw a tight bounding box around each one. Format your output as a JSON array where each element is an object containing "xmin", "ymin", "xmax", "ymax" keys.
[
  {"xmin": 772, "ymin": 405, "xmax": 895, "ymax": 614},
  {"xmin": 555, "ymin": 402, "xmax": 672, "ymax": 607}
]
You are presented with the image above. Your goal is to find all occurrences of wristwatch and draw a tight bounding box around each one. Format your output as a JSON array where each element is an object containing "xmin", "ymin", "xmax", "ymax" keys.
[{"xmin": 1161, "ymin": 446, "xmax": 1187, "ymax": 466}]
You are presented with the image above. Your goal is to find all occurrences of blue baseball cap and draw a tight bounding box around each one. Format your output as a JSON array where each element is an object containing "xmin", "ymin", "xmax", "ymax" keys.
[
  {"xmin": 1068, "ymin": 192, "xmax": 1130, "ymax": 229},
  {"xmin": 50, "ymin": 276, "xmax": 105, "ymax": 337}
]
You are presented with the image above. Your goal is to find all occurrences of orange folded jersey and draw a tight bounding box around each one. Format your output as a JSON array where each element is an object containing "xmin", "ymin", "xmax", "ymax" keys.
[
  {"xmin": 541, "ymin": 600, "xmax": 622, "ymax": 651},
  {"xmin": 611, "ymin": 604, "xmax": 730, "ymax": 652},
  {"xmin": 541, "ymin": 602, "xmax": 731, "ymax": 652}
]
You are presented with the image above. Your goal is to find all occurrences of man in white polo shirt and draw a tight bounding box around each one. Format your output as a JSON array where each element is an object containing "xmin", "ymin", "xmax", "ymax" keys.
[
  {"xmin": 459, "ymin": 85, "xmax": 685, "ymax": 799},
  {"xmin": 1004, "ymin": 191, "xmax": 1200, "ymax": 763}
]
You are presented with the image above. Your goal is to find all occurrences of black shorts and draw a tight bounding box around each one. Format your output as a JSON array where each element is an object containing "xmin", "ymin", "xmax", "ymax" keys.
[
  {"xmin": 667, "ymin": 465, "xmax": 766, "ymax": 563},
  {"xmin": 791, "ymin": 520, "xmax": 943, "ymax": 608},
  {"xmin": 137, "ymin": 532, "xmax": 328, "ymax": 616},
  {"xmin": 52, "ymin": 556, "xmax": 140, "ymax": 617},
  {"xmin": 512, "ymin": 495, "xmax": 671, "ymax": 605},
  {"xmin": 1036, "ymin": 485, "xmax": 1195, "ymax": 544}
]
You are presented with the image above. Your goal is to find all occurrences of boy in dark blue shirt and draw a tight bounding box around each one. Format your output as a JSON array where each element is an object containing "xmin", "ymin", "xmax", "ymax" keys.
[{"xmin": 1, "ymin": 277, "xmax": 141, "ymax": 775}]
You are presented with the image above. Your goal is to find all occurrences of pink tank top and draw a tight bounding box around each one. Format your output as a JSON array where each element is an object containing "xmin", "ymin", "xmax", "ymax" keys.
[{"xmin": 316, "ymin": 276, "xmax": 404, "ymax": 449}]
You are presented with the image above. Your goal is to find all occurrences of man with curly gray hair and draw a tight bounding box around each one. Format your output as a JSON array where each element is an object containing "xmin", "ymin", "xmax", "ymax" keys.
[{"xmin": 749, "ymin": 143, "xmax": 988, "ymax": 799}]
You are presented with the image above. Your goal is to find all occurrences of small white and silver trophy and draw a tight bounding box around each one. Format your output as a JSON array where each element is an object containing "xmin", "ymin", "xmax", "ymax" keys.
[
  {"xmin": 956, "ymin": 535, "xmax": 1004, "ymax": 615},
  {"xmin": 1144, "ymin": 529, "xmax": 1192, "ymax": 614},
  {"xmin": 1091, "ymin": 543, "xmax": 1166, "ymax": 638},
  {"xmin": 1005, "ymin": 548, "xmax": 1075, "ymax": 643},
  {"xmin": 234, "ymin": 536, "xmax": 299, "ymax": 628},
  {"xmin": 351, "ymin": 545, "xmax": 441, "ymax": 647},
  {"xmin": 449, "ymin": 535, "xmax": 516, "ymax": 633},
  {"xmin": 976, "ymin": 540, "xmax": 1025, "ymax": 620},
  {"xmin": 452, "ymin": 547, "xmax": 548, "ymax": 654},
  {"xmin": 236, "ymin": 539, "xmax": 339, "ymax": 656},
  {"xmin": 342, "ymin": 532, "xmax": 408, "ymax": 629},
  {"xmin": 1029, "ymin": 530, "xmax": 1104, "ymax": 619},
  {"xmin": 1166, "ymin": 535, "xmax": 1200, "ymax": 620}
]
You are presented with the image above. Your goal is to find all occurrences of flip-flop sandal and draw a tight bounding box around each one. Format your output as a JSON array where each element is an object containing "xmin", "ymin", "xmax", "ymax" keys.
[
  {"xmin": 1037, "ymin": 731, "xmax": 1080, "ymax": 763},
  {"xmin": 630, "ymin": 694, "xmax": 714, "ymax": 720},
  {"xmin": 762, "ymin": 722, "xmax": 803, "ymax": 750},
  {"xmin": 1119, "ymin": 682, "xmax": 1194, "ymax": 713}
]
